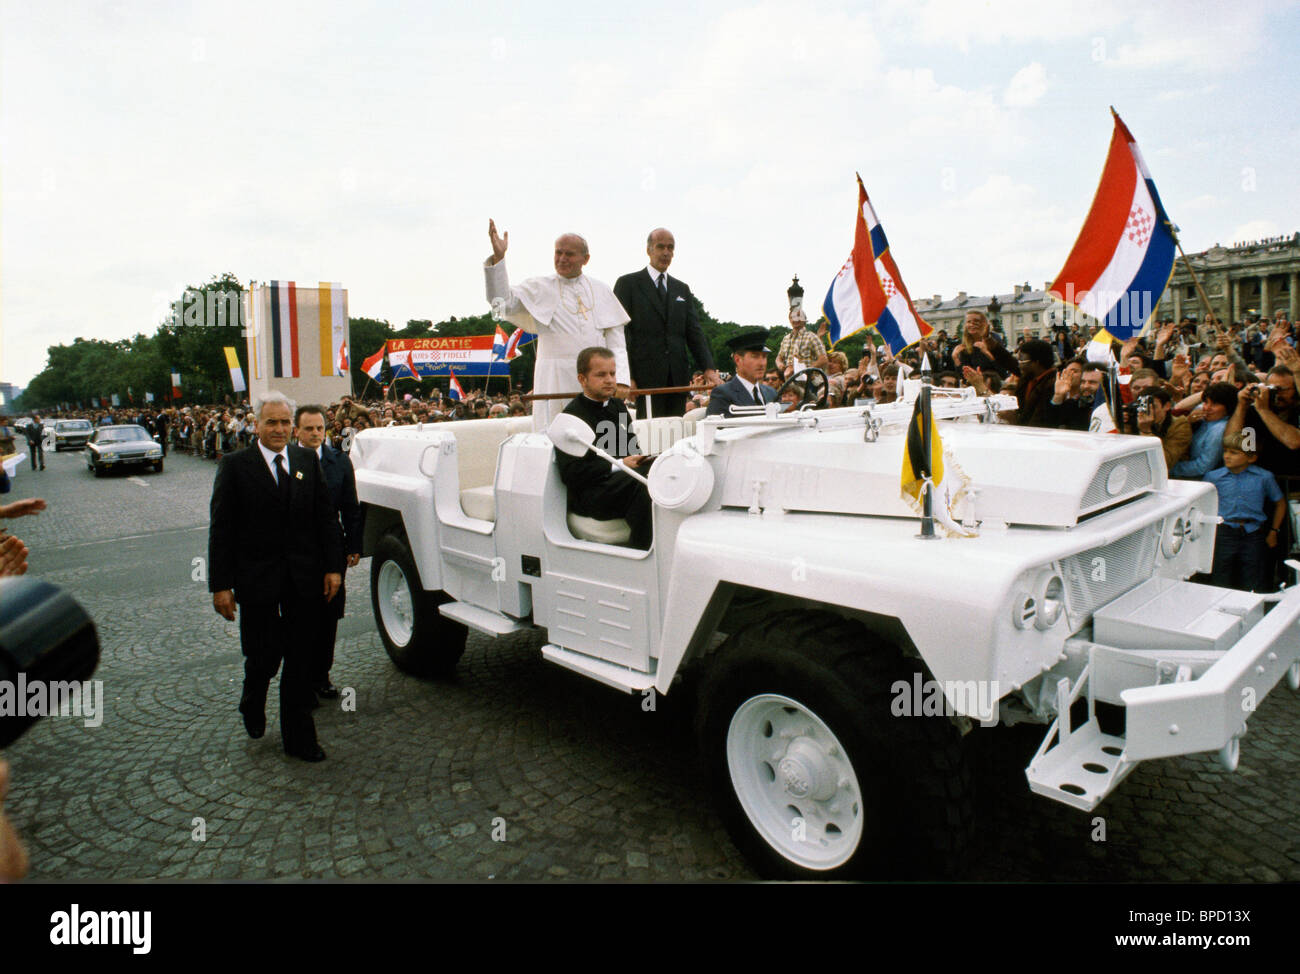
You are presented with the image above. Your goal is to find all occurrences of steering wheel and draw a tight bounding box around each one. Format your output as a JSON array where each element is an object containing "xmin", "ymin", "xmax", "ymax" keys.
[{"xmin": 775, "ymin": 367, "xmax": 829, "ymax": 411}]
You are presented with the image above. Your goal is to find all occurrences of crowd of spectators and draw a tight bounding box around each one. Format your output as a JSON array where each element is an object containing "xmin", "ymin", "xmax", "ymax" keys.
[{"xmin": 12, "ymin": 308, "xmax": 1300, "ymax": 590}]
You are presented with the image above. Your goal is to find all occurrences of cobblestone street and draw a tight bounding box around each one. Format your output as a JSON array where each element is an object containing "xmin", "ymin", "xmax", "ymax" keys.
[{"xmin": 3, "ymin": 448, "xmax": 1298, "ymax": 881}]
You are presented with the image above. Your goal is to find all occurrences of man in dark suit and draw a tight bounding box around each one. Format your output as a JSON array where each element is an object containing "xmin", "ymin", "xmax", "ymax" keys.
[
  {"xmin": 707, "ymin": 329, "xmax": 777, "ymax": 416},
  {"xmin": 208, "ymin": 392, "xmax": 344, "ymax": 762},
  {"xmin": 555, "ymin": 347, "xmax": 654, "ymax": 549},
  {"xmin": 293, "ymin": 404, "xmax": 362, "ymax": 699},
  {"xmin": 613, "ymin": 228, "xmax": 721, "ymax": 419}
]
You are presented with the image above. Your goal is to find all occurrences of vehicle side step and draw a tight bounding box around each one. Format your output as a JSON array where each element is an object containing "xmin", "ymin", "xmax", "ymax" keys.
[
  {"xmin": 1025, "ymin": 663, "xmax": 1138, "ymax": 812},
  {"xmin": 1026, "ymin": 721, "xmax": 1137, "ymax": 812},
  {"xmin": 439, "ymin": 601, "xmax": 531, "ymax": 636},
  {"xmin": 541, "ymin": 644, "xmax": 656, "ymax": 694}
]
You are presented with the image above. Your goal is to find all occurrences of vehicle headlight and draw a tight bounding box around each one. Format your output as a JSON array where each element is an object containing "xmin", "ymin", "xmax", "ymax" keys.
[
  {"xmin": 1162, "ymin": 513, "xmax": 1187, "ymax": 557},
  {"xmin": 1035, "ymin": 573, "xmax": 1065, "ymax": 630},
  {"xmin": 148, "ymin": 448, "xmax": 161, "ymax": 457},
  {"xmin": 1012, "ymin": 570, "xmax": 1066, "ymax": 631},
  {"xmin": 1185, "ymin": 505, "xmax": 1207, "ymax": 542}
]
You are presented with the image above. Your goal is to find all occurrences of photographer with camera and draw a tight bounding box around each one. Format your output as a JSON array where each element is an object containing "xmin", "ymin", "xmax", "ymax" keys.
[
  {"xmin": 1224, "ymin": 364, "xmax": 1300, "ymax": 480},
  {"xmin": 1131, "ymin": 386, "xmax": 1192, "ymax": 471}
]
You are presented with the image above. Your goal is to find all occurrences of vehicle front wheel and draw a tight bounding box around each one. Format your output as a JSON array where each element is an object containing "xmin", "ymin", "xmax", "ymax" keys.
[
  {"xmin": 370, "ymin": 531, "xmax": 467, "ymax": 677},
  {"xmin": 90, "ymin": 462, "xmax": 102, "ymax": 477},
  {"xmin": 153, "ymin": 460, "xmax": 164, "ymax": 473},
  {"xmin": 696, "ymin": 613, "xmax": 973, "ymax": 880}
]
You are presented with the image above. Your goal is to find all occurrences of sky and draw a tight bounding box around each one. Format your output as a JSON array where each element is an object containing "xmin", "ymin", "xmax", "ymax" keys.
[{"xmin": 2, "ymin": 0, "xmax": 1298, "ymax": 387}]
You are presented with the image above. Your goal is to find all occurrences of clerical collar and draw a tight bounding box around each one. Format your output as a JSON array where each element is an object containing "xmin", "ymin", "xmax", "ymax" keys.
[
  {"xmin": 646, "ymin": 265, "xmax": 669, "ymax": 285},
  {"xmin": 582, "ymin": 393, "xmax": 611, "ymax": 407}
]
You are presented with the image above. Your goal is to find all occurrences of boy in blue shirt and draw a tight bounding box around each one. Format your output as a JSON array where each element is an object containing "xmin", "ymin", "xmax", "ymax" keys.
[{"xmin": 1206, "ymin": 431, "xmax": 1286, "ymax": 592}]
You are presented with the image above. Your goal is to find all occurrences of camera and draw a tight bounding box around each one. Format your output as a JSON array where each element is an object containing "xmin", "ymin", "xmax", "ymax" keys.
[
  {"xmin": 0, "ymin": 577, "xmax": 100, "ymax": 748},
  {"xmin": 1250, "ymin": 384, "xmax": 1279, "ymax": 410}
]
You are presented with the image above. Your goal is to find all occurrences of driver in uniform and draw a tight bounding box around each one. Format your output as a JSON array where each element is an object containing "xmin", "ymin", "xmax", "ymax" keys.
[{"xmin": 707, "ymin": 329, "xmax": 777, "ymax": 416}]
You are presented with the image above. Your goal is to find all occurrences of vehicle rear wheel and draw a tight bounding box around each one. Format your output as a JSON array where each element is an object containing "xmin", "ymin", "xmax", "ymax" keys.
[
  {"xmin": 370, "ymin": 531, "xmax": 466, "ymax": 677},
  {"xmin": 696, "ymin": 613, "xmax": 974, "ymax": 880},
  {"xmin": 153, "ymin": 460, "xmax": 164, "ymax": 473}
]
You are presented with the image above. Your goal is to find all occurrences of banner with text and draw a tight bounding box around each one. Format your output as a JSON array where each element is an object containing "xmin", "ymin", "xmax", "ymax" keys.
[{"xmin": 386, "ymin": 336, "xmax": 510, "ymax": 377}]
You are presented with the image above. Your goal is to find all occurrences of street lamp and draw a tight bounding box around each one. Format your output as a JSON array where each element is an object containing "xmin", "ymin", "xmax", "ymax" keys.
[
  {"xmin": 787, "ymin": 275, "xmax": 804, "ymax": 316},
  {"xmin": 988, "ymin": 294, "xmax": 1002, "ymax": 335}
]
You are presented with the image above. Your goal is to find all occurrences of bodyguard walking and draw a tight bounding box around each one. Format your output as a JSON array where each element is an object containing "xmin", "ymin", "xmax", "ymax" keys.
[
  {"xmin": 292, "ymin": 405, "xmax": 362, "ymax": 699},
  {"xmin": 208, "ymin": 392, "xmax": 344, "ymax": 762}
]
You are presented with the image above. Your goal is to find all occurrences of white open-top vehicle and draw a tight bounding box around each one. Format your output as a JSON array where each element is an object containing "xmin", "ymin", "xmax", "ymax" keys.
[{"xmin": 350, "ymin": 378, "xmax": 1300, "ymax": 879}]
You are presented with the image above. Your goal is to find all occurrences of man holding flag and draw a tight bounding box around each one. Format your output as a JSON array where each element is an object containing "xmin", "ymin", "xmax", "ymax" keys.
[
  {"xmin": 1050, "ymin": 109, "xmax": 1178, "ymax": 429},
  {"xmin": 823, "ymin": 175, "xmax": 933, "ymax": 358}
]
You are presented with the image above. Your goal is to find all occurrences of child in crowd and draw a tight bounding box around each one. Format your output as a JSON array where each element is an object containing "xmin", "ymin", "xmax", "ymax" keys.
[{"xmin": 1206, "ymin": 431, "xmax": 1286, "ymax": 592}]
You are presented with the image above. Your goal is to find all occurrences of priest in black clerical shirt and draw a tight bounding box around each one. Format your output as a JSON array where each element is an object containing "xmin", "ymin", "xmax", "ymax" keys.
[{"xmin": 554, "ymin": 346, "xmax": 654, "ymax": 549}]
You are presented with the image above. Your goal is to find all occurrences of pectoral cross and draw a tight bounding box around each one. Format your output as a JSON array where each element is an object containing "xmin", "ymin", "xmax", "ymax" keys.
[{"xmin": 574, "ymin": 293, "xmax": 591, "ymax": 321}]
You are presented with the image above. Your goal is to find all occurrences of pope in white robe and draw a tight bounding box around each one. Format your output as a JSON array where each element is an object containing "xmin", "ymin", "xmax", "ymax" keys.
[{"xmin": 484, "ymin": 221, "xmax": 630, "ymax": 429}]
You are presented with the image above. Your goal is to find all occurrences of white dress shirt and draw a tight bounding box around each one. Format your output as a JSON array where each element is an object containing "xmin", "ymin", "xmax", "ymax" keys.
[{"xmin": 257, "ymin": 440, "xmax": 291, "ymax": 483}]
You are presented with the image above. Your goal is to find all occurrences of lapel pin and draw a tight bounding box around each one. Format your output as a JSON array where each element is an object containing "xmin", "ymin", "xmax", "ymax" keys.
[{"xmin": 294, "ymin": 470, "xmax": 303, "ymax": 480}]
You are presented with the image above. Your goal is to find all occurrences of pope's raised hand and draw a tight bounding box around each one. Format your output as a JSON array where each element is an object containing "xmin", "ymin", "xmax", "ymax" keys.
[{"xmin": 488, "ymin": 219, "xmax": 509, "ymax": 265}]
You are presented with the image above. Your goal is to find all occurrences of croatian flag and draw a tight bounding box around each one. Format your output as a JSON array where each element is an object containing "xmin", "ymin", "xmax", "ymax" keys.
[
  {"xmin": 336, "ymin": 338, "xmax": 349, "ymax": 375},
  {"xmin": 361, "ymin": 346, "xmax": 385, "ymax": 381},
  {"xmin": 492, "ymin": 324, "xmax": 508, "ymax": 360},
  {"xmin": 503, "ymin": 327, "xmax": 533, "ymax": 361},
  {"xmin": 1050, "ymin": 110, "xmax": 1176, "ymax": 341},
  {"xmin": 448, "ymin": 370, "xmax": 465, "ymax": 401},
  {"xmin": 394, "ymin": 348, "xmax": 417, "ymax": 379},
  {"xmin": 823, "ymin": 176, "xmax": 932, "ymax": 356}
]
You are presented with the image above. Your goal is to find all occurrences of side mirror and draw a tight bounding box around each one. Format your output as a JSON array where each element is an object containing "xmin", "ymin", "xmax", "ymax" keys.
[{"xmin": 547, "ymin": 413, "xmax": 596, "ymax": 457}]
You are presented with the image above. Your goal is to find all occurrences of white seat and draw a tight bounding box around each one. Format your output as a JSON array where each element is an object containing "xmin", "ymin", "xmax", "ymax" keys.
[
  {"xmin": 567, "ymin": 512, "xmax": 632, "ymax": 544},
  {"xmin": 453, "ymin": 416, "xmax": 534, "ymax": 521},
  {"xmin": 459, "ymin": 485, "xmax": 496, "ymax": 521}
]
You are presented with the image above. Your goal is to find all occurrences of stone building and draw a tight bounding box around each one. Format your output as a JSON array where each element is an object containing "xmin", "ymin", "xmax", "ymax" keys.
[
  {"xmin": 913, "ymin": 284, "xmax": 1099, "ymax": 340},
  {"xmin": 1153, "ymin": 233, "xmax": 1299, "ymax": 324}
]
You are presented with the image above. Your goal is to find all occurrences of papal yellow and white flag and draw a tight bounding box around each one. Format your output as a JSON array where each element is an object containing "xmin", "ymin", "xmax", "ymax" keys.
[
  {"xmin": 900, "ymin": 394, "xmax": 973, "ymax": 537},
  {"xmin": 223, "ymin": 346, "xmax": 247, "ymax": 394}
]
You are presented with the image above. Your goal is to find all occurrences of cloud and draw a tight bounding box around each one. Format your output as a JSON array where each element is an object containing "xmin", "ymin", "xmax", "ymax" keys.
[
  {"xmin": 1231, "ymin": 219, "xmax": 1282, "ymax": 242},
  {"xmin": 1004, "ymin": 62, "xmax": 1048, "ymax": 107}
]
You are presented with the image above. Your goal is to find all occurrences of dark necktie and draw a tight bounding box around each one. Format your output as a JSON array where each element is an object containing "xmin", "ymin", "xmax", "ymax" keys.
[
  {"xmin": 275, "ymin": 454, "xmax": 290, "ymax": 507},
  {"xmin": 752, "ymin": 384, "xmax": 764, "ymax": 405},
  {"xmin": 657, "ymin": 272, "xmax": 667, "ymax": 307}
]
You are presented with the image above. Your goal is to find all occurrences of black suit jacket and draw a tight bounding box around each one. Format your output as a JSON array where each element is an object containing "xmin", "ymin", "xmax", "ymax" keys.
[
  {"xmin": 319, "ymin": 443, "xmax": 362, "ymax": 555},
  {"xmin": 706, "ymin": 376, "xmax": 775, "ymax": 416},
  {"xmin": 613, "ymin": 269, "xmax": 713, "ymax": 388},
  {"xmin": 208, "ymin": 444, "xmax": 345, "ymax": 605},
  {"xmin": 555, "ymin": 395, "xmax": 643, "ymax": 518}
]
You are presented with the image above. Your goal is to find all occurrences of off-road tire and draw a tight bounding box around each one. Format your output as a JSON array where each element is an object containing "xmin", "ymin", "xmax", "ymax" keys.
[
  {"xmin": 370, "ymin": 531, "xmax": 466, "ymax": 677},
  {"xmin": 696, "ymin": 612, "xmax": 974, "ymax": 880}
]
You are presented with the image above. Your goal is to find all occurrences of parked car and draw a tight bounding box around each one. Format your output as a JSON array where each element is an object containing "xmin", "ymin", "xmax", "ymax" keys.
[
  {"xmin": 85, "ymin": 425, "xmax": 163, "ymax": 475},
  {"xmin": 53, "ymin": 419, "xmax": 94, "ymax": 451}
]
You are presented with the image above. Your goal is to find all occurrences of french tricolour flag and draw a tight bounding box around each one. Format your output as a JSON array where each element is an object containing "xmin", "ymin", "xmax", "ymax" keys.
[
  {"xmin": 361, "ymin": 346, "xmax": 385, "ymax": 381},
  {"xmin": 822, "ymin": 175, "xmax": 932, "ymax": 356},
  {"xmin": 1050, "ymin": 110, "xmax": 1176, "ymax": 341},
  {"xmin": 448, "ymin": 370, "xmax": 465, "ymax": 401},
  {"xmin": 503, "ymin": 327, "xmax": 534, "ymax": 361}
]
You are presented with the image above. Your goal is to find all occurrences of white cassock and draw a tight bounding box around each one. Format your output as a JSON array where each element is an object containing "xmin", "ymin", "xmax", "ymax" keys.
[{"xmin": 485, "ymin": 259, "xmax": 630, "ymax": 429}]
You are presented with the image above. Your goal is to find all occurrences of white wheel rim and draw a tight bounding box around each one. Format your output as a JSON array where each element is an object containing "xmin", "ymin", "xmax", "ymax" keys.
[
  {"xmin": 377, "ymin": 560, "xmax": 414, "ymax": 647},
  {"xmin": 726, "ymin": 693, "xmax": 864, "ymax": 871}
]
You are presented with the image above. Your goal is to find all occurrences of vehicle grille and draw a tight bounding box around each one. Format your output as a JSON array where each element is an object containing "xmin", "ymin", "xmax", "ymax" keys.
[
  {"xmin": 1080, "ymin": 454, "xmax": 1154, "ymax": 515},
  {"xmin": 1060, "ymin": 526, "xmax": 1159, "ymax": 630}
]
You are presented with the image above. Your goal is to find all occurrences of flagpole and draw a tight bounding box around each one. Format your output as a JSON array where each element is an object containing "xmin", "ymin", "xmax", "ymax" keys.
[
  {"xmin": 1172, "ymin": 235, "xmax": 1222, "ymax": 332},
  {"xmin": 917, "ymin": 357, "xmax": 936, "ymax": 540}
]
